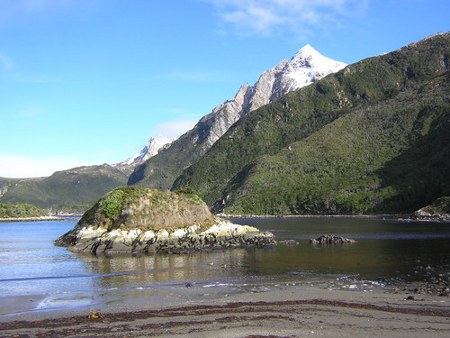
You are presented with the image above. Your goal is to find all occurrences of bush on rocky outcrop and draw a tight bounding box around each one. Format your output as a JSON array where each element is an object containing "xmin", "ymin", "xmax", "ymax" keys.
[{"xmin": 55, "ymin": 187, "xmax": 274, "ymax": 255}]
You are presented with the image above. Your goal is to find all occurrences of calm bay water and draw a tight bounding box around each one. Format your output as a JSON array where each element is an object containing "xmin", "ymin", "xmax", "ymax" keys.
[{"xmin": 1, "ymin": 217, "xmax": 449, "ymax": 316}]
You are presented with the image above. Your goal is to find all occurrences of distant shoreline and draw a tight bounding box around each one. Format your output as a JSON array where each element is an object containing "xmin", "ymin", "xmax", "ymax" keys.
[
  {"xmin": 0, "ymin": 215, "xmax": 65, "ymax": 222},
  {"xmin": 220, "ymin": 213, "xmax": 410, "ymax": 219},
  {"xmin": 221, "ymin": 213, "xmax": 450, "ymax": 223},
  {"xmin": 1, "ymin": 213, "xmax": 447, "ymax": 223}
]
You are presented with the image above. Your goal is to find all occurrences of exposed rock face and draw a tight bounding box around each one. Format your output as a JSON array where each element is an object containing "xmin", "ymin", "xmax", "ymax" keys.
[
  {"xmin": 197, "ymin": 84, "xmax": 252, "ymax": 148},
  {"xmin": 197, "ymin": 45, "xmax": 347, "ymax": 148},
  {"xmin": 310, "ymin": 235, "xmax": 356, "ymax": 246},
  {"xmin": 0, "ymin": 179, "xmax": 13, "ymax": 198},
  {"xmin": 55, "ymin": 187, "xmax": 274, "ymax": 255},
  {"xmin": 128, "ymin": 45, "xmax": 347, "ymax": 188},
  {"xmin": 57, "ymin": 220, "xmax": 274, "ymax": 255}
]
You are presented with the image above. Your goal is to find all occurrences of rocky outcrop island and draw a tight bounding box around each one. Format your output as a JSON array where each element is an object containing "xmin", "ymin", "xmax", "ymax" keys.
[{"xmin": 55, "ymin": 187, "xmax": 274, "ymax": 255}]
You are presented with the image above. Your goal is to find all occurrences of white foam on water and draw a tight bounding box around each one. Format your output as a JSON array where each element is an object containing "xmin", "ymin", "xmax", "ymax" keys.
[{"xmin": 36, "ymin": 293, "xmax": 93, "ymax": 309}]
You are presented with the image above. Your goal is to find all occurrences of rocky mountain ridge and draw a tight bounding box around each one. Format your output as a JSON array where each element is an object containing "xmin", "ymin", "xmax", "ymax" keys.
[
  {"xmin": 173, "ymin": 32, "xmax": 450, "ymax": 215},
  {"xmin": 116, "ymin": 136, "xmax": 173, "ymax": 167},
  {"xmin": 1, "ymin": 45, "xmax": 345, "ymax": 211},
  {"xmin": 128, "ymin": 45, "xmax": 347, "ymax": 188}
]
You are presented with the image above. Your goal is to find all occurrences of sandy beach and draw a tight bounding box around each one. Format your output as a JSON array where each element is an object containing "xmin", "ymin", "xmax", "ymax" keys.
[{"xmin": 1, "ymin": 286, "xmax": 449, "ymax": 337}]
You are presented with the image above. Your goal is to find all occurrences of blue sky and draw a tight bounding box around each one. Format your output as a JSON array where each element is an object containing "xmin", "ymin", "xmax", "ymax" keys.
[{"xmin": 0, "ymin": 0, "xmax": 449, "ymax": 178}]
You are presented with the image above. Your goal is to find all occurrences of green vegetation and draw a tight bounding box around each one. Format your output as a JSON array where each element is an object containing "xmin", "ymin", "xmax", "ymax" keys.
[
  {"xmin": 0, "ymin": 165, "xmax": 128, "ymax": 213},
  {"xmin": 174, "ymin": 186, "xmax": 204, "ymax": 204},
  {"xmin": 224, "ymin": 77, "xmax": 450, "ymax": 214},
  {"xmin": 3, "ymin": 34, "xmax": 449, "ymax": 217},
  {"xmin": 77, "ymin": 186, "xmax": 216, "ymax": 232},
  {"xmin": 98, "ymin": 188, "xmax": 125, "ymax": 220},
  {"xmin": 173, "ymin": 33, "xmax": 450, "ymax": 215},
  {"xmin": 0, "ymin": 202, "xmax": 47, "ymax": 218}
]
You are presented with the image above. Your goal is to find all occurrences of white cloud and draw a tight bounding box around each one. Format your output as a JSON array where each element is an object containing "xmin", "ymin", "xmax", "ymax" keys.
[
  {"xmin": 149, "ymin": 118, "xmax": 199, "ymax": 139},
  {"xmin": 0, "ymin": 154, "xmax": 95, "ymax": 178},
  {"xmin": 205, "ymin": 0, "xmax": 366, "ymax": 37}
]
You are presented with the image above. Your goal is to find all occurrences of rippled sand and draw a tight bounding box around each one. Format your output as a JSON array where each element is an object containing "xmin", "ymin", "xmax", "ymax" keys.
[{"xmin": 1, "ymin": 285, "xmax": 449, "ymax": 337}]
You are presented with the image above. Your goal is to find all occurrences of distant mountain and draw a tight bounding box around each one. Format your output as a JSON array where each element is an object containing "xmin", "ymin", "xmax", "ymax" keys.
[
  {"xmin": 115, "ymin": 136, "xmax": 173, "ymax": 168},
  {"xmin": 173, "ymin": 33, "xmax": 450, "ymax": 215},
  {"xmin": 1, "ymin": 46, "xmax": 345, "ymax": 212},
  {"xmin": 128, "ymin": 45, "xmax": 347, "ymax": 188},
  {"xmin": 0, "ymin": 164, "xmax": 128, "ymax": 213}
]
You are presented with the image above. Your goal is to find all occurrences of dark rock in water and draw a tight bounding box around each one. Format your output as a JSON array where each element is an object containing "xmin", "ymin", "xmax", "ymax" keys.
[
  {"xmin": 55, "ymin": 187, "xmax": 275, "ymax": 255},
  {"xmin": 309, "ymin": 234, "xmax": 356, "ymax": 246}
]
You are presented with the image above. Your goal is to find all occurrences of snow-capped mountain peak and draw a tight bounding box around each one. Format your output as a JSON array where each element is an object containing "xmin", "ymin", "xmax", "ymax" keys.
[
  {"xmin": 126, "ymin": 45, "xmax": 347, "ymax": 175},
  {"xmin": 118, "ymin": 136, "xmax": 173, "ymax": 167},
  {"xmin": 281, "ymin": 44, "xmax": 347, "ymax": 90}
]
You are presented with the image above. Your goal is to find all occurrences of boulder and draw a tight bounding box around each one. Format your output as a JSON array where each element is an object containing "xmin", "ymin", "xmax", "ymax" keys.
[
  {"xmin": 414, "ymin": 197, "xmax": 450, "ymax": 222},
  {"xmin": 309, "ymin": 234, "xmax": 356, "ymax": 246}
]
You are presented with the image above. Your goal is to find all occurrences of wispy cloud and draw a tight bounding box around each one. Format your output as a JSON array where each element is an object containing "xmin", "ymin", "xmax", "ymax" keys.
[
  {"xmin": 205, "ymin": 0, "xmax": 367, "ymax": 37},
  {"xmin": 14, "ymin": 107, "xmax": 47, "ymax": 119},
  {"xmin": 0, "ymin": 154, "xmax": 94, "ymax": 178},
  {"xmin": 0, "ymin": 0, "xmax": 73, "ymax": 24},
  {"xmin": 149, "ymin": 118, "xmax": 199, "ymax": 139},
  {"xmin": 21, "ymin": 0, "xmax": 73, "ymax": 11},
  {"xmin": 0, "ymin": 52, "xmax": 13, "ymax": 71},
  {"xmin": 0, "ymin": 50, "xmax": 58, "ymax": 84},
  {"xmin": 12, "ymin": 72, "xmax": 59, "ymax": 84}
]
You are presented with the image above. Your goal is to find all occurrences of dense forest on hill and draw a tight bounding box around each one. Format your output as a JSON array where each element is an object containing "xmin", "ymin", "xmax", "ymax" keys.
[
  {"xmin": 173, "ymin": 33, "xmax": 450, "ymax": 215},
  {"xmin": 0, "ymin": 202, "xmax": 47, "ymax": 218}
]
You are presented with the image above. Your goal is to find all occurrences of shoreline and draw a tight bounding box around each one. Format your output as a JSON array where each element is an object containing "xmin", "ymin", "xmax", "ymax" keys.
[
  {"xmin": 1, "ymin": 286, "xmax": 449, "ymax": 337},
  {"xmin": 222, "ymin": 213, "xmax": 450, "ymax": 223},
  {"xmin": 0, "ymin": 215, "xmax": 65, "ymax": 223}
]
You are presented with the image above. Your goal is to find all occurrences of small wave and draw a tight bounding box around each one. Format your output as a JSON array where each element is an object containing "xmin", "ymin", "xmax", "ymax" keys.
[
  {"xmin": 203, "ymin": 282, "xmax": 233, "ymax": 288},
  {"xmin": 36, "ymin": 294, "xmax": 93, "ymax": 310}
]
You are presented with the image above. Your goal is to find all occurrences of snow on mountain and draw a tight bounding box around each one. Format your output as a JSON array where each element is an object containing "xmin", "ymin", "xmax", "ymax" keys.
[
  {"xmin": 196, "ymin": 45, "xmax": 348, "ymax": 147},
  {"xmin": 127, "ymin": 45, "xmax": 347, "ymax": 178},
  {"xmin": 268, "ymin": 44, "xmax": 348, "ymax": 102},
  {"xmin": 118, "ymin": 136, "xmax": 173, "ymax": 167}
]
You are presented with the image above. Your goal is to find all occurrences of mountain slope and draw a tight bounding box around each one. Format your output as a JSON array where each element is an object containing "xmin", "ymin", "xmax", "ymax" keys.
[
  {"xmin": 0, "ymin": 165, "xmax": 128, "ymax": 212},
  {"xmin": 128, "ymin": 46, "xmax": 346, "ymax": 189},
  {"xmin": 173, "ymin": 33, "xmax": 450, "ymax": 214}
]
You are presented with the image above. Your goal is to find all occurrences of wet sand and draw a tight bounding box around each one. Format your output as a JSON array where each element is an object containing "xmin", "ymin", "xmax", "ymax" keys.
[{"xmin": 1, "ymin": 286, "xmax": 449, "ymax": 337}]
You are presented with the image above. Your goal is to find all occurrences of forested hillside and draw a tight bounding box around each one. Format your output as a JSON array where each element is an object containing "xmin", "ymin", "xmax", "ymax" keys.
[
  {"xmin": 0, "ymin": 165, "xmax": 128, "ymax": 213},
  {"xmin": 173, "ymin": 33, "xmax": 450, "ymax": 215}
]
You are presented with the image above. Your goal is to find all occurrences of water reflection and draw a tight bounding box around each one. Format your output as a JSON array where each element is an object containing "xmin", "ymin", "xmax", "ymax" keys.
[
  {"xmin": 2, "ymin": 217, "xmax": 449, "ymax": 304},
  {"xmin": 66, "ymin": 216, "xmax": 450, "ymax": 291},
  {"xmin": 78, "ymin": 248, "xmax": 255, "ymax": 290}
]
